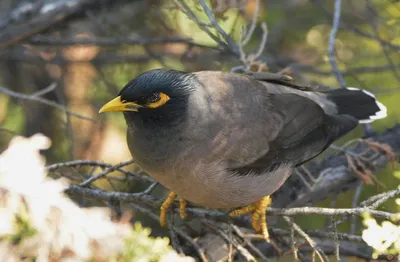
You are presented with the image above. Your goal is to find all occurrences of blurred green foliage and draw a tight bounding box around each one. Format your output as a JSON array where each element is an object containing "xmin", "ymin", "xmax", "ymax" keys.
[{"xmin": 122, "ymin": 223, "xmax": 174, "ymax": 262}]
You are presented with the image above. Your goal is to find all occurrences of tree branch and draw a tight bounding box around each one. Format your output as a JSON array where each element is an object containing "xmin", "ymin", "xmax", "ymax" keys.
[
  {"xmin": 328, "ymin": 0, "xmax": 346, "ymax": 88},
  {"xmin": 0, "ymin": 0, "xmax": 110, "ymax": 48},
  {"xmin": 0, "ymin": 84, "xmax": 95, "ymax": 122}
]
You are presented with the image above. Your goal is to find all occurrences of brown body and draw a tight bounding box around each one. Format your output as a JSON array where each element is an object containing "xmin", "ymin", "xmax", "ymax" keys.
[{"xmin": 123, "ymin": 71, "xmax": 357, "ymax": 208}]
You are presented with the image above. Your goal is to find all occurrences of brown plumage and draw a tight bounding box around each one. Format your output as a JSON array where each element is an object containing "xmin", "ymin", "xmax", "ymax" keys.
[{"xmin": 99, "ymin": 69, "xmax": 387, "ymax": 238}]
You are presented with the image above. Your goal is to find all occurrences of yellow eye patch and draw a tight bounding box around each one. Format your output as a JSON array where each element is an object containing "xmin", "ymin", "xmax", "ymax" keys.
[{"xmin": 146, "ymin": 92, "xmax": 170, "ymax": 108}]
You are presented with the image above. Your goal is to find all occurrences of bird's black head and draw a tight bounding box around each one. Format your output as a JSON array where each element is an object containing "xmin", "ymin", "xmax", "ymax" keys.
[{"xmin": 99, "ymin": 69, "xmax": 197, "ymax": 126}]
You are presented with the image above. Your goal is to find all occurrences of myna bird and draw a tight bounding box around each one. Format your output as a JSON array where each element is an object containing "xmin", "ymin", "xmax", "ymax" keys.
[{"xmin": 99, "ymin": 69, "xmax": 387, "ymax": 240}]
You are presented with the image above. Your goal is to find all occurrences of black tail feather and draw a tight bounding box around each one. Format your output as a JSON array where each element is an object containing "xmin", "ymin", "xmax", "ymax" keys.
[{"xmin": 327, "ymin": 87, "xmax": 387, "ymax": 123}]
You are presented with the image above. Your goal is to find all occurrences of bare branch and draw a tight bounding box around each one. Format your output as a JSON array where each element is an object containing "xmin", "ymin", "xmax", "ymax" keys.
[
  {"xmin": 198, "ymin": 0, "xmax": 239, "ymax": 55},
  {"xmin": 28, "ymin": 35, "xmax": 212, "ymax": 49},
  {"xmin": 361, "ymin": 187, "xmax": 400, "ymax": 209},
  {"xmin": 65, "ymin": 185, "xmax": 163, "ymax": 207},
  {"xmin": 0, "ymin": 84, "xmax": 95, "ymax": 122},
  {"xmin": 312, "ymin": 0, "xmax": 400, "ymax": 51},
  {"xmin": 283, "ymin": 216, "xmax": 329, "ymax": 262},
  {"xmin": 330, "ymin": 217, "xmax": 340, "ymax": 261},
  {"xmin": 30, "ymin": 82, "xmax": 57, "ymax": 97},
  {"xmin": 47, "ymin": 159, "xmax": 154, "ymax": 183},
  {"xmin": 269, "ymin": 206, "xmax": 394, "ymax": 220},
  {"xmin": 174, "ymin": 0, "xmax": 231, "ymax": 52},
  {"xmin": 328, "ymin": 0, "xmax": 346, "ymax": 88},
  {"xmin": 202, "ymin": 219, "xmax": 256, "ymax": 262},
  {"xmin": 0, "ymin": 0, "xmax": 106, "ymax": 48},
  {"xmin": 254, "ymin": 22, "xmax": 268, "ymax": 61},
  {"xmin": 350, "ymin": 182, "xmax": 363, "ymax": 234},
  {"xmin": 78, "ymin": 159, "xmax": 135, "ymax": 186},
  {"xmin": 240, "ymin": 0, "xmax": 260, "ymax": 46},
  {"xmin": 230, "ymin": 224, "xmax": 272, "ymax": 261}
]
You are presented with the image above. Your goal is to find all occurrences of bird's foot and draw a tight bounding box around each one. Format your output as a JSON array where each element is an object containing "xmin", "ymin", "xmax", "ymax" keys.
[
  {"xmin": 229, "ymin": 195, "xmax": 272, "ymax": 241},
  {"xmin": 160, "ymin": 192, "xmax": 188, "ymax": 227},
  {"xmin": 179, "ymin": 198, "xmax": 187, "ymax": 220}
]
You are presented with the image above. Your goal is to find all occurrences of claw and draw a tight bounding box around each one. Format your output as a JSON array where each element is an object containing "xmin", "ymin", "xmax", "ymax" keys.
[
  {"xmin": 179, "ymin": 198, "xmax": 187, "ymax": 220},
  {"xmin": 160, "ymin": 192, "xmax": 177, "ymax": 227},
  {"xmin": 230, "ymin": 195, "xmax": 272, "ymax": 241},
  {"xmin": 229, "ymin": 203, "xmax": 257, "ymax": 216},
  {"xmin": 160, "ymin": 192, "xmax": 188, "ymax": 227}
]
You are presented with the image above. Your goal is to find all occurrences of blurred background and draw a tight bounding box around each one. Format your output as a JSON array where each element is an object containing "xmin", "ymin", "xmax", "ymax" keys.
[{"xmin": 0, "ymin": 0, "xmax": 399, "ymax": 261}]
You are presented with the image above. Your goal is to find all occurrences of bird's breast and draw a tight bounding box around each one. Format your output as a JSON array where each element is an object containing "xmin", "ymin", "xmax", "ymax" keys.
[{"xmin": 137, "ymin": 154, "xmax": 293, "ymax": 209}]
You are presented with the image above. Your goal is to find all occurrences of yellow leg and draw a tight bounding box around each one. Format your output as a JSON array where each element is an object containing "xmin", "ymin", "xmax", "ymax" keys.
[
  {"xmin": 160, "ymin": 192, "xmax": 177, "ymax": 227},
  {"xmin": 229, "ymin": 195, "xmax": 272, "ymax": 241},
  {"xmin": 179, "ymin": 198, "xmax": 187, "ymax": 220},
  {"xmin": 258, "ymin": 196, "xmax": 272, "ymax": 240},
  {"xmin": 251, "ymin": 200, "xmax": 263, "ymax": 232},
  {"xmin": 229, "ymin": 203, "xmax": 257, "ymax": 216},
  {"xmin": 160, "ymin": 192, "xmax": 189, "ymax": 227}
]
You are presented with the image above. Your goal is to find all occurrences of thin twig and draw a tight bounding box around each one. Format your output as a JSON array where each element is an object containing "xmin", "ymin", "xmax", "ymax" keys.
[
  {"xmin": 0, "ymin": 0, "xmax": 103, "ymax": 48},
  {"xmin": 174, "ymin": 227, "xmax": 209, "ymax": 262},
  {"xmin": 361, "ymin": 187, "xmax": 400, "ymax": 209},
  {"xmin": 79, "ymin": 159, "xmax": 135, "ymax": 186},
  {"xmin": 240, "ymin": 0, "xmax": 260, "ymax": 46},
  {"xmin": 365, "ymin": 0, "xmax": 400, "ymax": 82},
  {"xmin": 46, "ymin": 159, "xmax": 154, "ymax": 183},
  {"xmin": 202, "ymin": 219, "xmax": 256, "ymax": 262},
  {"xmin": 198, "ymin": 0, "xmax": 239, "ymax": 55},
  {"xmin": 65, "ymin": 185, "xmax": 163, "ymax": 207},
  {"xmin": 325, "ymin": 187, "xmax": 400, "ymax": 231},
  {"xmin": 268, "ymin": 206, "xmax": 394, "ymax": 220},
  {"xmin": 254, "ymin": 22, "xmax": 268, "ymax": 60},
  {"xmin": 330, "ymin": 217, "xmax": 340, "ymax": 261},
  {"xmin": 30, "ymin": 83, "xmax": 57, "ymax": 97},
  {"xmin": 230, "ymin": 224, "xmax": 272, "ymax": 261},
  {"xmin": 167, "ymin": 216, "xmax": 184, "ymax": 254},
  {"xmin": 350, "ymin": 182, "xmax": 363, "ymax": 234},
  {"xmin": 55, "ymin": 84, "xmax": 74, "ymax": 160},
  {"xmin": 0, "ymin": 85, "xmax": 95, "ymax": 122},
  {"xmin": 328, "ymin": 0, "xmax": 346, "ymax": 87},
  {"xmin": 129, "ymin": 202, "xmax": 207, "ymax": 261},
  {"xmin": 269, "ymin": 228, "xmax": 364, "ymax": 243},
  {"xmin": 283, "ymin": 216, "xmax": 328, "ymax": 262},
  {"xmin": 28, "ymin": 35, "xmax": 204, "ymax": 46},
  {"xmin": 312, "ymin": 0, "xmax": 400, "ymax": 50},
  {"xmin": 289, "ymin": 225, "xmax": 299, "ymax": 261},
  {"xmin": 174, "ymin": 0, "xmax": 230, "ymax": 52}
]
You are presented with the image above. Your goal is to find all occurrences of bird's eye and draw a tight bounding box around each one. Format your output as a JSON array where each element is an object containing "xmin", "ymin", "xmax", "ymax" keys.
[
  {"xmin": 145, "ymin": 92, "xmax": 170, "ymax": 108},
  {"xmin": 147, "ymin": 93, "xmax": 160, "ymax": 103}
]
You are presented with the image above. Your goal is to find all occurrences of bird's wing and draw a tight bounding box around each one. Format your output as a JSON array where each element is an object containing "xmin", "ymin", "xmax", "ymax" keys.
[
  {"xmin": 230, "ymin": 92, "xmax": 357, "ymax": 175},
  {"xmin": 194, "ymin": 71, "xmax": 357, "ymax": 175},
  {"xmin": 244, "ymin": 71, "xmax": 333, "ymax": 93}
]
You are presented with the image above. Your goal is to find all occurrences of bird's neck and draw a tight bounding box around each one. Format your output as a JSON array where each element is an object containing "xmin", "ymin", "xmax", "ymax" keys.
[
  {"xmin": 124, "ymin": 108, "xmax": 186, "ymax": 129},
  {"xmin": 123, "ymin": 112, "xmax": 185, "ymax": 170}
]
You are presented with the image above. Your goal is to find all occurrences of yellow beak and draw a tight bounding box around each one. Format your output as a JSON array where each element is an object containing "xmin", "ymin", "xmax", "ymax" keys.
[{"xmin": 99, "ymin": 96, "xmax": 142, "ymax": 113}]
